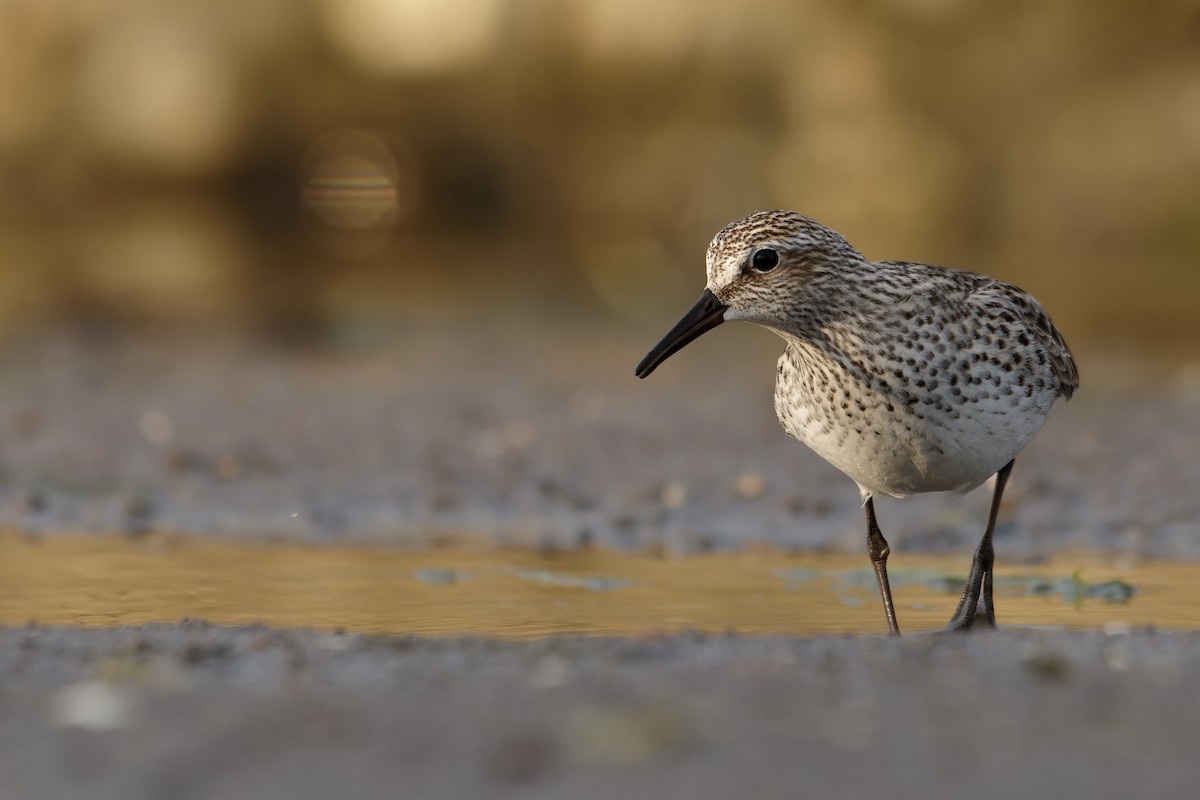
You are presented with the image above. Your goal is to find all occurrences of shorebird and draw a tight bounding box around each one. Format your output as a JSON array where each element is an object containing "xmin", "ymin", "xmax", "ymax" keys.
[{"xmin": 635, "ymin": 211, "xmax": 1078, "ymax": 635}]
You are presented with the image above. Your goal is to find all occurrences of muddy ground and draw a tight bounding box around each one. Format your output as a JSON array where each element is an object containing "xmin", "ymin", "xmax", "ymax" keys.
[
  {"xmin": 1, "ymin": 328, "xmax": 1198, "ymax": 798},
  {"xmin": 2, "ymin": 328, "xmax": 1197, "ymax": 557},
  {"xmin": 5, "ymin": 625, "xmax": 1200, "ymax": 799}
]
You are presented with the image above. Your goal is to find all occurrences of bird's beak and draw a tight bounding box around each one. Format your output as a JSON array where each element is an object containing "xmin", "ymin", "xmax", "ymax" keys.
[{"xmin": 635, "ymin": 288, "xmax": 729, "ymax": 378}]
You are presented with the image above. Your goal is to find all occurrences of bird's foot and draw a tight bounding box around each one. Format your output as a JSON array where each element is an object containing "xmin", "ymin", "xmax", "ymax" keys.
[{"xmin": 939, "ymin": 597, "xmax": 996, "ymax": 633}]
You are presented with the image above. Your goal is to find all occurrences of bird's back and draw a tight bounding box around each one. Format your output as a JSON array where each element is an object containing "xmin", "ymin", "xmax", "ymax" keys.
[{"xmin": 772, "ymin": 260, "xmax": 1077, "ymax": 499}]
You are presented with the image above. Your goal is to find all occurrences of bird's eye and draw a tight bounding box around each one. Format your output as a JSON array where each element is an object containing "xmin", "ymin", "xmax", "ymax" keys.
[{"xmin": 750, "ymin": 248, "xmax": 779, "ymax": 272}]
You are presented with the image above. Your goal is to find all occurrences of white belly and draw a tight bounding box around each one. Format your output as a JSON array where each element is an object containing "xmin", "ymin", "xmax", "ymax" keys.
[{"xmin": 774, "ymin": 350, "xmax": 1057, "ymax": 499}]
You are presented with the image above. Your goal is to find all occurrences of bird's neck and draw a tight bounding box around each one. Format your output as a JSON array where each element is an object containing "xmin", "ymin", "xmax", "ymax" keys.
[{"xmin": 770, "ymin": 259, "xmax": 891, "ymax": 342}]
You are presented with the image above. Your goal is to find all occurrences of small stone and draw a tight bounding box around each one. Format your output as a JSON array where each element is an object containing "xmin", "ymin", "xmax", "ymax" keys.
[
  {"xmin": 51, "ymin": 682, "xmax": 130, "ymax": 731},
  {"xmin": 733, "ymin": 470, "xmax": 766, "ymax": 500},
  {"xmin": 660, "ymin": 481, "xmax": 688, "ymax": 509},
  {"xmin": 139, "ymin": 409, "xmax": 174, "ymax": 444},
  {"xmin": 19, "ymin": 489, "xmax": 47, "ymax": 514},
  {"xmin": 214, "ymin": 454, "xmax": 245, "ymax": 480}
]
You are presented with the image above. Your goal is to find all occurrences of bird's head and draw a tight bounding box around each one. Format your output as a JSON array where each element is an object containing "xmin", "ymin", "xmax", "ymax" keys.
[{"xmin": 635, "ymin": 210, "xmax": 864, "ymax": 378}]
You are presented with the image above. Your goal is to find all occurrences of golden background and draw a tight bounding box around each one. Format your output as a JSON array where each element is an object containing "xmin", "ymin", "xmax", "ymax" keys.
[{"xmin": 1, "ymin": 0, "xmax": 1198, "ymax": 359}]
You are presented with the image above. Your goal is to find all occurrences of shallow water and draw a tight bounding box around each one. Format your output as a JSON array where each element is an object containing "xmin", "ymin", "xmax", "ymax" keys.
[{"xmin": 0, "ymin": 533, "xmax": 1195, "ymax": 637}]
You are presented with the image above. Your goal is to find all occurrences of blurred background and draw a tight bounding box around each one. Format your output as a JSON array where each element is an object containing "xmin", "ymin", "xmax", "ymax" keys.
[{"xmin": 1, "ymin": 0, "xmax": 1199, "ymax": 355}]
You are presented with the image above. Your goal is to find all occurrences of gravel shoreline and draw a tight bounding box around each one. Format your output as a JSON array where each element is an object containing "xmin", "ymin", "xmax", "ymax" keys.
[
  {"xmin": 2, "ymin": 332, "xmax": 1197, "ymax": 557},
  {"xmin": 3, "ymin": 623, "xmax": 1199, "ymax": 799}
]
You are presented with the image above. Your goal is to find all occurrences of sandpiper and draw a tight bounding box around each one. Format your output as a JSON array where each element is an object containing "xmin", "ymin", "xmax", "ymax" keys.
[{"xmin": 636, "ymin": 210, "xmax": 1078, "ymax": 635}]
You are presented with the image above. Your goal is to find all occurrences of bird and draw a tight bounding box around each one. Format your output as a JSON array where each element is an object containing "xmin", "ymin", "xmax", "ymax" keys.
[{"xmin": 635, "ymin": 210, "xmax": 1078, "ymax": 635}]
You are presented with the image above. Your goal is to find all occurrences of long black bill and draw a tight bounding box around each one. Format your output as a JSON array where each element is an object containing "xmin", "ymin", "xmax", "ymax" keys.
[{"xmin": 635, "ymin": 288, "xmax": 728, "ymax": 378}]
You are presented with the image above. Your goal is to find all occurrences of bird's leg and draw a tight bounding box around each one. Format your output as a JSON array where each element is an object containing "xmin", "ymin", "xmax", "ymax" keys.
[
  {"xmin": 945, "ymin": 460, "xmax": 1013, "ymax": 632},
  {"xmin": 979, "ymin": 568, "xmax": 996, "ymax": 627},
  {"xmin": 864, "ymin": 498, "xmax": 901, "ymax": 636}
]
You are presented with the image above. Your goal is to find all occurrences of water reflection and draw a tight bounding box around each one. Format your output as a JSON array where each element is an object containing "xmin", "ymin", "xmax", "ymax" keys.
[{"xmin": 0, "ymin": 534, "xmax": 1195, "ymax": 637}]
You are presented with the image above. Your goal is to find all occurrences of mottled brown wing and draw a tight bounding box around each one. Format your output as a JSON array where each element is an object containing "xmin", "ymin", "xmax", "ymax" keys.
[
  {"xmin": 880, "ymin": 262, "xmax": 1079, "ymax": 400},
  {"xmin": 1037, "ymin": 310, "xmax": 1079, "ymax": 400},
  {"xmin": 981, "ymin": 279, "xmax": 1080, "ymax": 401}
]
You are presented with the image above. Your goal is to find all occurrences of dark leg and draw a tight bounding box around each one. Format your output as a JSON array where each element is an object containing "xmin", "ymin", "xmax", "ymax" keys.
[
  {"xmin": 945, "ymin": 460, "xmax": 1014, "ymax": 631},
  {"xmin": 865, "ymin": 498, "xmax": 901, "ymax": 636}
]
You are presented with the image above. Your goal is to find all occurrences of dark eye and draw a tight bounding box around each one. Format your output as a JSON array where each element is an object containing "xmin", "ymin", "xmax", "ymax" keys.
[{"xmin": 751, "ymin": 248, "xmax": 779, "ymax": 272}]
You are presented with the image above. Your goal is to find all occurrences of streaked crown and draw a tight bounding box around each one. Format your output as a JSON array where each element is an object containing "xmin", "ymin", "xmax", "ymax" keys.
[{"xmin": 704, "ymin": 210, "xmax": 866, "ymax": 320}]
